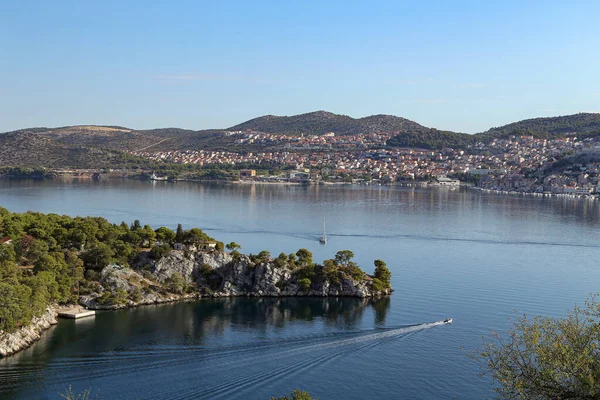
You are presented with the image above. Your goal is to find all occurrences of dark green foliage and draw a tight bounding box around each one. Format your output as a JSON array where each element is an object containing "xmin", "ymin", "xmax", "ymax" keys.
[
  {"xmin": 371, "ymin": 278, "xmax": 385, "ymax": 292},
  {"xmin": 387, "ymin": 113, "xmax": 600, "ymax": 150},
  {"xmin": 298, "ymin": 278, "xmax": 311, "ymax": 291},
  {"xmin": 0, "ymin": 244, "xmax": 16, "ymax": 262},
  {"xmin": 215, "ymin": 241, "xmax": 224, "ymax": 252},
  {"xmin": 253, "ymin": 250, "xmax": 271, "ymax": 264},
  {"xmin": 150, "ymin": 243, "xmax": 172, "ymax": 260},
  {"xmin": 295, "ymin": 249, "xmax": 313, "ymax": 267},
  {"xmin": 287, "ymin": 253, "xmax": 297, "ymax": 268},
  {"xmin": 82, "ymin": 243, "xmax": 115, "ymax": 271},
  {"xmin": 155, "ymin": 227, "xmax": 176, "ymax": 244},
  {"xmin": 97, "ymin": 289, "xmax": 128, "ymax": 306},
  {"xmin": 387, "ymin": 128, "xmax": 475, "ymax": 150},
  {"xmin": 334, "ymin": 250, "xmax": 354, "ymax": 266},
  {"xmin": 274, "ymin": 252, "xmax": 288, "ymax": 268},
  {"xmin": 0, "ymin": 207, "xmax": 214, "ymax": 331},
  {"xmin": 0, "ymin": 281, "xmax": 32, "ymax": 332},
  {"xmin": 475, "ymin": 294, "xmax": 600, "ymax": 399},
  {"xmin": 226, "ymin": 242, "xmax": 241, "ymax": 251},
  {"xmin": 129, "ymin": 288, "xmax": 143, "ymax": 302},
  {"xmin": 182, "ymin": 228, "xmax": 211, "ymax": 245},
  {"xmin": 373, "ymin": 260, "xmax": 391, "ymax": 289},
  {"xmin": 165, "ymin": 272, "xmax": 187, "ymax": 294},
  {"xmin": 271, "ymin": 389, "xmax": 316, "ymax": 400},
  {"xmin": 481, "ymin": 113, "xmax": 600, "ymax": 140},
  {"xmin": 175, "ymin": 224, "xmax": 184, "ymax": 242},
  {"xmin": 323, "ymin": 259, "xmax": 340, "ymax": 285},
  {"xmin": 230, "ymin": 111, "xmax": 426, "ymax": 136}
]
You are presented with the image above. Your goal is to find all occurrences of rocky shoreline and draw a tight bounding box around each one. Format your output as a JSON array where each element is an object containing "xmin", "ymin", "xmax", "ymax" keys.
[
  {"xmin": 80, "ymin": 250, "xmax": 392, "ymax": 310},
  {"xmin": 1, "ymin": 249, "xmax": 392, "ymax": 356},
  {"xmin": 0, "ymin": 306, "xmax": 58, "ymax": 358}
]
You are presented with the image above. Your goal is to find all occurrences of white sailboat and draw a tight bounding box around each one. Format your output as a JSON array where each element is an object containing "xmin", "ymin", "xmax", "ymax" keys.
[{"xmin": 319, "ymin": 219, "xmax": 327, "ymax": 244}]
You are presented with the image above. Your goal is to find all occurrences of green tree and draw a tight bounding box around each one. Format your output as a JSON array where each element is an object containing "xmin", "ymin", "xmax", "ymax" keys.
[
  {"xmin": 150, "ymin": 243, "xmax": 172, "ymax": 260},
  {"xmin": 334, "ymin": 250, "xmax": 354, "ymax": 266},
  {"xmin": 271, "ymin": 389, "xmax": 315, "ymax": 400},
  {"xmin": 296, "ymin": 248, "xmax": 313, "ymax": 267},
  {"xmin": 82, "ymin": 243, "xmax": 115, "ymax": 271},
  {"xmin": 323, "ymin": 259, "xmax": 340, "ymax": 284},
  {"xmin": 155, "ymin": 227, "xmax": 176, "ymax": 244},
  {"xmin": 165, "ymin": 272, "xmax": 187, "ymax": 294},
  {"xmin": 256, "ymin": 250, "xmax": 271, "ymax": 263},
  {"xmin": 0, "ymin": 281, "xmax": 32, "ymax": 332},
  {"xmin": 274, "ymin": 252, "xmax": 288, "ymax": 268},
  {"xmin": 184, "ymin": 228, "xmax": 209, "ymax": 245},
  {"xmin": 175, "ymin": 224, "xmax": 184, "ymax": 242},
  {"xmin": 0, "ymin": 244, "xmax": 17, "ymax": 263},
  {"xmin": 373, "ymin": 260, "xmax": 391, "ymax": 289},
  {"xmin": 298, "ymin": 278, "xmax": 311, "ymax": 291},
  {"xmin": 474, "ymin": 294, "xmax": 600, "ymax": 399},
  {"xmin": 130, "ymin": 219, "xmax": 142, "ymax": 231},
  {"xmin": 226, "ymin": 242, "xmax": 241, "ymax": 251},
  {"xmin": 288, "ymin": 253, "xmax": 297, "ymax": 268}
]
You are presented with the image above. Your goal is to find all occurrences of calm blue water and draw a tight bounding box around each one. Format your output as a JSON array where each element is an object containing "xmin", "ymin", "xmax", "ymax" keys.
[{"xmin": 1, "ymin": 180, "xmax": 599, "ymax": 399}]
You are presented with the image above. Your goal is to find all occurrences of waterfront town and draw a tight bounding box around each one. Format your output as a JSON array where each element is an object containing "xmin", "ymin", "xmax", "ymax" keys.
[{"xmin": 134, "ymin": 130, "xmax": 600, "ymax": 197}]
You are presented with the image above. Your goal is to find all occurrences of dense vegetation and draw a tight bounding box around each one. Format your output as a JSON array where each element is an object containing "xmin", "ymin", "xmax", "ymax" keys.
[
  {"xmin": 481, "ymin": 113, "xmax": 600, "ymax": 140},
  {"xmin": 229, "ymin": 111, "xmax": 426, "ymax": 136},
  {"xmin": 288, "ymin": 249, "xmax": 391, "ymax": 293},
  {"xmin": 387, "ymin": 113, "xmax": 600, "ymax": 150},
  {"xmin": 474, "ymin": 294, "xmax": 600, "ymax": 399},
  {"xmin": 0, "ymin": 208, "xmax": 216, "ymax": 332},
  {"xmin": 386, "ymin": 128, "xmax": 475, "ymax": 150},
  {"xmin": 0, "ymin": 209, "xmax": 390, "ymax": 334}
]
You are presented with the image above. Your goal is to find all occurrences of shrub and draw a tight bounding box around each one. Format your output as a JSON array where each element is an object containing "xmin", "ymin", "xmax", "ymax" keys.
[
  {"xmin": 150, "ymin": 243, "xmax": 172, "ymax": 260},
  {"xmin": 373, "ymin": 260, "xmax": 391, "ymax": 289},
  {"xmin": 298, "ymin": 278, "xmax": 311, "ymax": 291}
]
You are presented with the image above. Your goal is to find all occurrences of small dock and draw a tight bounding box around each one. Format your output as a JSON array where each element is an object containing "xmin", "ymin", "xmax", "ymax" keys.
[{"xmin": 58, "ymin": 307, "xmax": 96, "ymax": 319}]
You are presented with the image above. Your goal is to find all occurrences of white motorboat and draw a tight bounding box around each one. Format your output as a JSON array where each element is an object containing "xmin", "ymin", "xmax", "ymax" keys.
[{"xmin": 443, "ymin": 318, "xmax": 453, "ymax": 324}]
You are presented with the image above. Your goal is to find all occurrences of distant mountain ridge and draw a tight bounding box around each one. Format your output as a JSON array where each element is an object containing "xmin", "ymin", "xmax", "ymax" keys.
[
  {"xmin": 228, "ymin": 110, "xmax": 428, "ymax": 136},
  {"xmin": 2, "ymin": 112, "xmax": 600, "ymax": 169}
]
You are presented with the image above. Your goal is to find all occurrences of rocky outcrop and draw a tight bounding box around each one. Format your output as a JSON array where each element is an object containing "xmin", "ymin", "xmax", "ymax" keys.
[
  {"xmin": 80, "ymin": 250, "xmax": 392, "ymax": 310},
  {"xmin": 0, "ymin": 306, "xmax": 58, "ymax": 358}
]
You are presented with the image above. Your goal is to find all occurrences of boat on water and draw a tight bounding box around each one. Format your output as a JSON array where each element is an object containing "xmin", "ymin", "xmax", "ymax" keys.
[
  {"xmin": 319, "ymin": 219, "xmax": 327, "ymax": 244},
  {"xmin": 443, "ymin": 318, "xmax": 453, "ymax": 324}
]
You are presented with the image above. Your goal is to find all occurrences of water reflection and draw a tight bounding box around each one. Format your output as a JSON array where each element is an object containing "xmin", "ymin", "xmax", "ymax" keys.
[{"xmin": 0, "ymin": 297, "xmax": 390, "ymax": 399}]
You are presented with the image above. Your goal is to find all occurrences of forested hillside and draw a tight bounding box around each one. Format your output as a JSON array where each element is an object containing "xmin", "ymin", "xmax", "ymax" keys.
[
  {"xmin": 229, "ymin": 111, "xmax": 427, "ymax": 136},
  {"xmin": 0, "ymin": 208, "xmax": 215, "ymax": 332}
]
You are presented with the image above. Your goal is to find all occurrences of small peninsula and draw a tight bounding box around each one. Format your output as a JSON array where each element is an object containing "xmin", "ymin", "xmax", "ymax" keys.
[{"xmin": 0, "ymin": 208, "xmax": 392, "ymax": 357}]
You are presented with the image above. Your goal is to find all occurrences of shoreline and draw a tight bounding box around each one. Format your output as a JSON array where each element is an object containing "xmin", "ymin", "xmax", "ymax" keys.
[
  {"xmin": 0, "ymin": 306, "xmax": 58, "ymax": 358},
  {"xmin": 0, "ymin": 291, "xmax": 392, "ymax": 358},
  {"xmin": 2, "ymin": 174, "xmax": 597, "ymax": 199}
]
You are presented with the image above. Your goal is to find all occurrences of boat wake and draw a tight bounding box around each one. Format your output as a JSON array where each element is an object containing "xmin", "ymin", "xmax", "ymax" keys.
[{"xmin": 2, "ymin": 322, "xmax": 449, "ymax": 399}]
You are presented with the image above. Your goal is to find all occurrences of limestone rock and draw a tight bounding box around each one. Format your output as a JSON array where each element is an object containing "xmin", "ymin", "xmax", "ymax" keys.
[{"xmin": 0, "ymin": 306, "xmax": 58, "ymax": 358}]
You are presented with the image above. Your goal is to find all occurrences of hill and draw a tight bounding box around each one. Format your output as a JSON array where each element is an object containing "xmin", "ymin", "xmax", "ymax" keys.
[
  {"xmin": 3, "ymin": 112, "xmax": 600, "ymax": 170},
  {"xmin": 386, "ymin": 113, "xmax": 600, "ymax": 150},
  {"xmin": 479, "ymin": 113, "xmax": 600, "ymax": 139},
  {"xmin": 3, "ymin": 126, "xmax": 244, "ymax": 153},
  {"xmin": 228, "ymin": 111, "xmax": 427, "ymax": 136},
  {"xmin": 0, "ymin": 131, "xmax": 149, "ymax": 169}
]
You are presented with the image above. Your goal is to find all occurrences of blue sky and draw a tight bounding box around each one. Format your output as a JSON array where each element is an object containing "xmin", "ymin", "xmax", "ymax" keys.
[{"xmin": 1, "ymin": 0, "xmax": 599, "ymax": 133}]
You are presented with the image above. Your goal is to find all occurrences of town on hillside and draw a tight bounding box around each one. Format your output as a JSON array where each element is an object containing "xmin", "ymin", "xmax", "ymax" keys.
[{"xmin": 134, "ymin": 130, "xmax": 600, "ymax": 197}]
